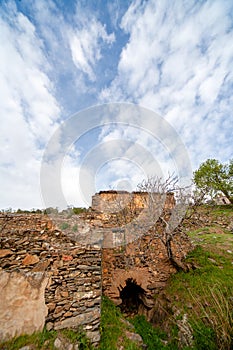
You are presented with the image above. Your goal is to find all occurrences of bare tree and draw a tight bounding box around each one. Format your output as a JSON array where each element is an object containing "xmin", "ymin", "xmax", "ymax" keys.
[
  {"xmin": 136, "ymin": 174, "xmax": 192, "ymax": 271},
  {"xmin": 104, "ymin": 175, "xmax": 199, "ymax": 271}
]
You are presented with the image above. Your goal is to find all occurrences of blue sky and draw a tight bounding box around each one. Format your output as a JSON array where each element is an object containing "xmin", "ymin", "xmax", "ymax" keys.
[{"xmin": 0, "ymin": 0, "xmax": 233, "ymax": 209}]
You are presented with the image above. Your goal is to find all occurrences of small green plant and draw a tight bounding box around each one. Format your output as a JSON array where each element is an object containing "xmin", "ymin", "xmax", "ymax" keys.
[
  {"xmin": 60, "ymin": 222, "xmax": 70, "ymax": 230},
  {"xmin": 73, "ymin": 207, "xmax": 87, "ymax": 214},
  {"xmin": 72, "ymin": 224, "xmax": 78, "ymax": 232}
]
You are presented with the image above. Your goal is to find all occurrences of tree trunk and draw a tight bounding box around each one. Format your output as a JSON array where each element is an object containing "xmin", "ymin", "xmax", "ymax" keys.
[
  {"xmin": 166, "ymin": 239, "xmax": 189, "ymax": 272},
  {"xmin": 221, "ymin": 190, "xmax": 233, "ymax": 204}
]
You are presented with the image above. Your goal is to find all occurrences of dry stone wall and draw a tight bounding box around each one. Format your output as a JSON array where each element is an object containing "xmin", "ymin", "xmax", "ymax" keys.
[{"xmin": 0, "ymin": 214, "xmax": 102, "ymax": 346}]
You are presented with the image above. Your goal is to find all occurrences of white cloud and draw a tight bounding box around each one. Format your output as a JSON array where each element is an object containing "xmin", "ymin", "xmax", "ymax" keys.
[
  {"xmin": 96, "ymin": 121, "xmax": 180, "ymax": 188},
  {"xmin": 95, "ymin": 158, "xmax": 146, "ymax": 192},
  {"xmin": 1, "ymin": 0, "xmax": 232, "ymax": 210},
  {"xmin": 69, "ymin": 15, "xmax": 115, "ymax": 81},
  {"xmin": 61, "ymin": 154, "xmax": 82, "ymax": 207},
  {"xmin": 0, "ymin": 2, "xmax": 61, "ymax": 209},
  {"xmin": 100, "ymin": 0, "xmax": 233, "ymax": 169}
]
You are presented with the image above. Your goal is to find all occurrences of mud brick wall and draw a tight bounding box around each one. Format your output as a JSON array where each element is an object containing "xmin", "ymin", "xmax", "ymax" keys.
[{"xmin": 0, "ymin": 214, "xmax": 102, "ymax": 346}]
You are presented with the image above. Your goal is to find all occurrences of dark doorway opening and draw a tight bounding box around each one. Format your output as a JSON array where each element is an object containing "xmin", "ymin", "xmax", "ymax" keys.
[{"xmin": 118, "ymin": 278, "xmax": 146, "ymax": 314}]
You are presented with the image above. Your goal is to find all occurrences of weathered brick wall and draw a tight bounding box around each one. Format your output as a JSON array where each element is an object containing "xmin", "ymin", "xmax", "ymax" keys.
[{"xmin": 0, "ymin": 214, "xmax": 102, "ymax": 346}]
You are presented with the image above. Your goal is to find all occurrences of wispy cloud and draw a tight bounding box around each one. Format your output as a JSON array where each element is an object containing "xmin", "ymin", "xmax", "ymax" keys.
[
  {"xmin": 0, "ymin": 0, "xmax": 232, "ymax": 209},
  {"xmin": 0, "ymin": 1, "xmax": 61, "ymax": 209},
  {"xmin": 100, "ymin": 0, "xmax": 233, "ymax": 168},
  {"xmin": 69, "ymin": 15, "xmax": 115, "ymax": 81}
]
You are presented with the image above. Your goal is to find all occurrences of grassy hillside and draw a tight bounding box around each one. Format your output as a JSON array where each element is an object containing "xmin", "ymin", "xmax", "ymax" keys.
[{"xmin": 100, "ymin": 205, "xmax": 233, "ymax": 350}]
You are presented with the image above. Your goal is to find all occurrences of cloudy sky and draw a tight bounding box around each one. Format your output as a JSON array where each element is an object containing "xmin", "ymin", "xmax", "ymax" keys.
[{"xmin": 0, "ymin": 0, "xmax": 232, "ymax": 210}]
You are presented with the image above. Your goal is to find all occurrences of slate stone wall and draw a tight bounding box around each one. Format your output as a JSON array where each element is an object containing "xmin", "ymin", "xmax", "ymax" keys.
[{"xmin": 0, "ymin": 214, "xmax": 102, "ymax": 346}]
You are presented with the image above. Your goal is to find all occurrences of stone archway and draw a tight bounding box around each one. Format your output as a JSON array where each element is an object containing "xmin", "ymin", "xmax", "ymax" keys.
[
  {"xmin": 102, "ymin": 267, "xmax": 152, "ymax": 303},
  {"xmin": 118, "ymin": 277, "xmax": 147, "ymax": 313}
]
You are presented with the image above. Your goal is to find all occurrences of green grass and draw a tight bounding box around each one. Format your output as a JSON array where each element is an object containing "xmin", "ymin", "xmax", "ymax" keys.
[
  {"xmin": 131, "ymin": 315, "xmax": 171, "ymax": 350},
  {"xmin": 0, "ymin": 328, "xmax": 93, "ymax": 350},
  {"xmin": 0, "ymin": 328, "xmax": 57, "ymax": 350},
  {"xmin": 99, "ymin": 296, "xmax": 123, "ymax": 349},
  {"xmin": 188, "ymin": 221, "xmax": 233, "ymax": 254},
  {"xmin": 162, "ymin": 205, "xmax": 233, "ymax": 349},
  {"xmin": 99, "ymin": 296, "xmax": 140, "ymax": 350},
  {"xmin": 100, "ymin": 298, "xmax": 181, "ymax": 350},
  {"xmin": 165, "ymin": 246, "xmax": 233, "ymax": 349},
  {"xmin": 167, "ymin": 246, "xmax": 233, "ymax": 305},
  {"xmin": 190, "ymin": 322, "xmax": 217, "ymax": 350},
  {"xmin": 210, "ymin": 204, "xmax": 233, "ymax": 216}
]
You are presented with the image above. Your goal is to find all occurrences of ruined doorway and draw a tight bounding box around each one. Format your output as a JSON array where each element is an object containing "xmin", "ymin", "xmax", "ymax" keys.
[{"xmin": 118, "ymin": 278, "xmax": 147, "ymax": 314}]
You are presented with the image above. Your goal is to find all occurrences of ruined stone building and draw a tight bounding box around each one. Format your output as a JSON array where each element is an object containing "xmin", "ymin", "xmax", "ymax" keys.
[
  {"xmin": 92, "ymin": 191, "xmax": 192, "ymax": 314},
  {"xmin": 0, "ymin": 191, "xmax": 193, "ymax": 345}
]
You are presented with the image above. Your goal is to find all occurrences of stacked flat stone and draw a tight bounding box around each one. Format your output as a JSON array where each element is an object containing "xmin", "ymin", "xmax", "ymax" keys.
[{"xmin": 0, "ymin": 214, "xmax": 102, "ymax": 346}]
